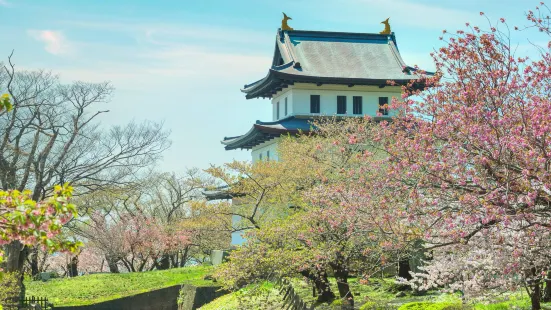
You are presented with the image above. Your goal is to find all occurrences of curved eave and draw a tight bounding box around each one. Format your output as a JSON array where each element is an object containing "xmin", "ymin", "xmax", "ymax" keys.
[
  {"xmin": 242, "ymin": 69, "xmax": 421, "ymax": 99},
  {"xmin": 222, "ymin": 127, "xmax": 309, "ymax": 150},
  {"xmin": 241, "ymin": 70, "xmax": 281, "ymax": 99},
  {"xmin": 222, "ymin": 118, "xmax": 312, "ymax": 150},
  {"xmin": 203, "ymin": 189, "xmax": 241, "ymax": 201}
]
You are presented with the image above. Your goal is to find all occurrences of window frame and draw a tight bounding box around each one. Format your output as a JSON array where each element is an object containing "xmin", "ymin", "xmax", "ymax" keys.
[
  {"xmin": 310, "ymin": 95, "xmax": 321, "ymax": 114},
  {"xmin": 353, "ymin": 96, "xmax": 363, "ymax": 115},
  {"xmin": 337, "ymin": 96, "xmax": 346, "ymax": 114},
  {"xmin": 378, "ymin": 97, "xmax": 389, "ymax": 115}
]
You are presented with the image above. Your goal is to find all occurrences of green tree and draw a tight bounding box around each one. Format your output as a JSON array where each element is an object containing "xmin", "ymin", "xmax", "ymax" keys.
[{"xmin": 214, "ymin": 118, "xmax": 412, "ymax": 310}]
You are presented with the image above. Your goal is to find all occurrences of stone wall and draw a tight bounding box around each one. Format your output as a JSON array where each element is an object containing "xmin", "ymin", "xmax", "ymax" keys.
[
  {"xmin": 53, "ymin": 284, "xmax": 226, "ymax": 310},
  {"xmin": 177, "ymin": 285, "xmax": 228, "ymax": 310}
]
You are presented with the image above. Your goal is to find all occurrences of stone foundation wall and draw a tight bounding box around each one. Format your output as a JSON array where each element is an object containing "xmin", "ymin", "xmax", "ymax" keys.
[
  {"xmin": 53, "ymin": 284, "xmax": 226, "ymax": 310},
  {"xmin": 177, "ymin": 285, "xmax": 228, "ymax": 310},
  {"xmin": 54, "ymin": 285, "xmax": 180, "ymax": 310}
]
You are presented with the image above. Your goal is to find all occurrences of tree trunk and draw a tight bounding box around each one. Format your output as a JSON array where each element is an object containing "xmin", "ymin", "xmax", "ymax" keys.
[
  {"xmin": 180, "ymin": 247, "xmax": 190, "ymax": 267},
  {"xmin": 19, "ymin": 272, "xmax": 26, "ymax": 305},
  {"xmin": 332, "ymin": 265, "xmax": 353, "ymax": 310},
  {"xmin": 158, "ymin": 254, "xmax": 170, "ymax": 270},
  {"xmin": 398, "ymin": 258, "xmax": 412, "ymax": 280},
  {"xmin": 121, "ymin": 259, "xmax": 134, "ymax": 272},
  {"xmin": 67, "ymin": 255, "xmax": 79, "ymax": 277},
  {"xmin": 530, "ymin": 282, "xmax": 541, "ymax": 310},
  {"xmin": 300, "ymin": 269, "xmax": 335, "ymax": 303},
  {"xmin": 542, "ymin": 271, "xmax": 551, "ymax": 302},
  {"xmin": 171, "ymin": 254, "xmax": 178, "ymax": 268},
  {"xmin": 4, "ymin": 241, "xmax": 25, "ymax": 272},
  {"xmin": 3, "ymin": 241, "xmax": 27, "ymax": 304},
  {"xmin": 29, "ymin": 246, "xmax": 40, "ymax": 278},
  {"xmin": 105, "ymin": 255, "xmax": 120, "ymax": 273}
]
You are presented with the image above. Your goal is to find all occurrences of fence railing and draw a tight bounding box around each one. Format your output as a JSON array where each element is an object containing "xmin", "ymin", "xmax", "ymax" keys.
[
  {"xmin": 273, "ymin": 277, "xmax": 313, "ymax": 310},
  {"xmin": 18, "ymin": 296, "xmax": 53, "ymax": 310}
]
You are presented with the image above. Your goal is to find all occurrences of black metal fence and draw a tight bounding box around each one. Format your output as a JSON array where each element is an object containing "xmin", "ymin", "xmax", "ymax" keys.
[{"xmin": 15, "ymin": 296, "xmax": 53, "ymax": 310}]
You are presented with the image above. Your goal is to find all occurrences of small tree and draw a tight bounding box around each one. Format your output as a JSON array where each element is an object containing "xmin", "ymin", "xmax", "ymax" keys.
[{"xmin": 0, "ymin": 183, "xmax": 80, "ymax": 303}]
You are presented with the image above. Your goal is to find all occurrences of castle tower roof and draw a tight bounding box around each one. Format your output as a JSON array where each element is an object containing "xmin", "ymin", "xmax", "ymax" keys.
[{"xmin": 242, "ymin": 29, "xmax": 428, "ymax": 99}]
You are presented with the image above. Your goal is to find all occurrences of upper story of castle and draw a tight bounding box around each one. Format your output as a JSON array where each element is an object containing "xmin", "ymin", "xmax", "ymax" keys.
[{"xmin": 221, "ymin": 16, "xmax": 431, "ymax": 152}]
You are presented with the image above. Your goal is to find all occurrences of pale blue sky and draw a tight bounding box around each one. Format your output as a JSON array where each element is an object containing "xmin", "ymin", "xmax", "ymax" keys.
[{"xmin": 0, "ymin": 0, "xmax": 545, "ymax": 173}]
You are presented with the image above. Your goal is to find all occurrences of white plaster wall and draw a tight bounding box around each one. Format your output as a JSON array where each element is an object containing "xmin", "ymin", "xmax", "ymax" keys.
[
  {"xmin": 271, "ymin": 89, "xmax": 293, "ymax": 121},
  {"xmin": 273, "ymin": 84, "xmax": 402, "ymax": 118},
  {"xmin": 257, "ymin": 84, "xmax": 402, "ymax": 162},
  {"xmin": 252, "ymin": 138, "xmax": 279, "ymax": 162}
]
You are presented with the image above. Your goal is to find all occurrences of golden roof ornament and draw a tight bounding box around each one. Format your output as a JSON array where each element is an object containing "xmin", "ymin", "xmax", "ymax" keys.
[
  {"xmin": 281, "ymin": 13, "xmax": 294, "ymax": 31},
  {"xmin": 380, "ymin": 17, "xmax": 391, "ymax": 35}
]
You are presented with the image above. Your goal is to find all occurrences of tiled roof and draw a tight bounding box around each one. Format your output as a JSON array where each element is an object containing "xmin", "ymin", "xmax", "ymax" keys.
[
  {"xmin": 242, "ymin": 29, "xmax": 430, "ymax": 99},
  {"xmin": 221, "ymin": 116, "xmax": 313, "ymax": 150}
]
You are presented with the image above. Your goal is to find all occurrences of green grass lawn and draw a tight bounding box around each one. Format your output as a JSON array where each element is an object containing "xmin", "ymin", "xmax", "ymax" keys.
[
  {"xmin": 199, "ymin": 281, "xmax": 285, "ymax": 310},
  {"xmin": 25, "ymin": 266, "xmax": 213, "ymax": 307},
  {"xmin": 200, "ymin": 276, "xmax": 551, "ymax": 310}
]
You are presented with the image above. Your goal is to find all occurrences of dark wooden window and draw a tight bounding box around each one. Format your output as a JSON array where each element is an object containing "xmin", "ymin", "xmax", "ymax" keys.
[
  {"xmin": 379, "ymin": 97, "xmax": 389, "ymax": 115},
  {"xmin": 353, "ymin": 96, "xmax": 362, "ymax": 114},
  {"xmin": 310, "ymin": 95, "xmax": 320, "ymax": 113},
  {"xmin": 276, "ymin": 101, "xmax": 280, "ymax": 119},
  {"xmin": 267, "ymin": 150, "xmax": 270, "ymax": 161},
  {"xmin": 285, "ymin": 97, "xmax": 288, "ymax": 116},
  {"xmin": 259, "ymin": 153, "xmax": 263, "ymax": 161},
  {"xmin": 337, "ymin": 96, "xmax": 346, "ymax": 114}
]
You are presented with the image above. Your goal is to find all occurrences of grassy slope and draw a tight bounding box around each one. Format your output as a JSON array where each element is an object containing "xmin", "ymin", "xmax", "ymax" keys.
[
  {"xmin": 26, "ymin": 266, "xmax": 213, "ymax": 306},
  {"xmin": 292, "ymin": 277, "xmax": 398, "ymax": 308},
  {"xmin": 199, "ymin": 282, "xmax": 285, "ymax": 310},
  {"xmin": 201, "ymin": 277, "xmax": 551, "ymax": 310}
]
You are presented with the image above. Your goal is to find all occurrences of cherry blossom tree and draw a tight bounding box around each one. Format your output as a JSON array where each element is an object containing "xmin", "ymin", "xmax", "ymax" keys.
[
  {"xmin": 406, "ymin": 224, "xmax": 551, "ymax": 304},
  {"xmin": 325, "ymin": 7, "xmax": 551, "ymax": 309},
  {"xmin": 46, "ymin": 247, "xmax": 106, "ymax": 276},
  {"xmin": 0, "ymin": 182, "xmax": 80, "ymax": 304},
  {"xmin": 69, "ymin": 171, "xmax": 224, "ymax": 273},
  {"xmin": 76, "ymin": 210, "xmax": 190, "ymax": 273}
]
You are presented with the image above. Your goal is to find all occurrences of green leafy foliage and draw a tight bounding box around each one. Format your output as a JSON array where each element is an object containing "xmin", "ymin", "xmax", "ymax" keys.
[
  {"xmin": 0, "ymin": 184, "xmax": 81, "ymax": 265},
  {"xmin": 0, "ymin": 272, "xmax": 20, "ymax": 308},
  {"xmin": 25, "ymin": 266, "xmax": 213, "ymax": 306},
  {"xmin": 0, "ymin": 94, "xmax": 12, "ymax": 113}
]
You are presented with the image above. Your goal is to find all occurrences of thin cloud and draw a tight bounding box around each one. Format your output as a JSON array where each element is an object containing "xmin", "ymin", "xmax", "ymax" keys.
[
  {"xmin": 27, "ymin": 30, "xmax": 73, "ymax": 55},
  {"xmin": 0, "ymin": 0, "xmax": 10, "ymax": 7},
  {"xmin": 58, "ymin": 20, "xmax": 272, "ymax": 48}
]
